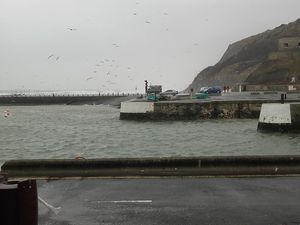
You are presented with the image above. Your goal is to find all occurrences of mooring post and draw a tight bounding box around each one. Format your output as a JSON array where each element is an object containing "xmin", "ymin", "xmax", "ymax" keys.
[{"xmin": 280, "ymin": 93, "xmax": 285, "ymax": 104}]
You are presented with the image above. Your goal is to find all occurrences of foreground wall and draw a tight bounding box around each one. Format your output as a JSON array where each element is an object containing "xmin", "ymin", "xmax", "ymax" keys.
[{"xmin": 2, "ymin": 155, "xmax": 300, "ymax": 178}]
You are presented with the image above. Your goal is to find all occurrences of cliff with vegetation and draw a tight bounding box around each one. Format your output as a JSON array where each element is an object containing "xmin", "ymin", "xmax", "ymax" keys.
[{"xmin": 186, "ymin": 18, "xmax": 300, "ymax": 91}]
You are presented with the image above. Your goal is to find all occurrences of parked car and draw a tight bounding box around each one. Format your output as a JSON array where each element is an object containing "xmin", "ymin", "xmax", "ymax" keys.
[
  {"xmin": 147, "ymin": 93, "xmax": 169, "ymax": 101},
  {"xmin": 204, "ymin": 87, "xmax": 222, "ymax": 94},
  {"xmin": 160, "ymin": 90, "xmax": 178, "ymax": 96},
  {"xmin": 147, "ymin": 93, "xmax": 159, "ymax": 101},
  {"xmin": 195, "ymin": 92, "xmax": 209, "ymax": 99},
  {"xmin": 199, "ymin": 87, "xmax": 209, "ymax": 93}
]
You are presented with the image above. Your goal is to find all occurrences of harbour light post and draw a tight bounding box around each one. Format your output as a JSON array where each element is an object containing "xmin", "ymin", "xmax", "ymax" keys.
[{"xmin": 144, "ymin": 80, "xmax": 148, "ymax": 96}]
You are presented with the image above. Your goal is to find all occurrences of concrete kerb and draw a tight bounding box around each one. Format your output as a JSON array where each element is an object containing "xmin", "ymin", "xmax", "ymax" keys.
[{"xmin": 2, "ymin": 155, "xmax": 300, "ymax": 178}]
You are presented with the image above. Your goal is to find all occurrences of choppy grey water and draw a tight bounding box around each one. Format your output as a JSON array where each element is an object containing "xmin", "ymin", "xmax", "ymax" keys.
[{"xmin": 1, "ymin": 105, "xmax": 300, "ymax": 165}]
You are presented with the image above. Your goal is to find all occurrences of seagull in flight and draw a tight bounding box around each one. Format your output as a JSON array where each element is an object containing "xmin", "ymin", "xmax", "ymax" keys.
[
  {"xmin": 48, "ymin": 54, "xmax": 54, "ymax": 59},
  {"xmin": 86, "ymin": 77, "xmax": 93, "ymax": 81},
  {"xmin": 56, "ymin": 56, "xmax": 60, "ymax": 61},
  {"xmin": 67, "ymin": 28, "xmax": 77, "ymax": 31}
]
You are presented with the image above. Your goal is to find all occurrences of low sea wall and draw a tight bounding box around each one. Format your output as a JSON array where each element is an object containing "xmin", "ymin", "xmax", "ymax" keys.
[
  {"xmin": 258, "ymin": 103, "xmax": 300, "ymax": 132},
  {"xmin": 2, "ymin": 155, "xmax": 300, "ymax": 178},
  {"xmin": 246, "ymin": 84, "xmax": 300, "ymax": 92},
  {"xmin": 153, "ymin": 100, "xmax": 262, "ymax": 119},
  {"xmin": 120, "ymin": 99, "xmax": 300, "ymax": 120},
  {"xmin": 0, "ymin": 95, "xmax": 138, "ymax": 106}
]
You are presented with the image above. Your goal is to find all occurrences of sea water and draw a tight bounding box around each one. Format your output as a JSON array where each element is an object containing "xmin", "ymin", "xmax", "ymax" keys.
[{"xmin": 0, "ymin": 105, "xmax": 300, "ymax": 165}]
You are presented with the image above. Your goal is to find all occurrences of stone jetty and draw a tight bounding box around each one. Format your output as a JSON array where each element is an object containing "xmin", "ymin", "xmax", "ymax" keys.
[
  {"xmin": 258, "ymin": 102, "xmax": 300, "ymax": 132},
  {"xmin": 120, "ymin": 92, "xmax": 300, "ymax": 120}
]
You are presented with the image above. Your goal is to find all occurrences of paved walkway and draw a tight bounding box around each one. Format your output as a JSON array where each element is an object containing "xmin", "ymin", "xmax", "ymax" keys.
[{"xmin": 38, "ymin": 177, "xmax": 300, "ymax": 225}]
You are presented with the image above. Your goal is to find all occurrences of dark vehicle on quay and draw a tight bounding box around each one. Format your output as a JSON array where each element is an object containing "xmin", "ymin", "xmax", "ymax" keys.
[{"xmin": 200, "ymin": 87, "xmax": 222, "ymax": 94}]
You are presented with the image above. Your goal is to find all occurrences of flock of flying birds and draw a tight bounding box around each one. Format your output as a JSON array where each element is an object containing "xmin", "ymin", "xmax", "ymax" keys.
[
  {"xmin": 47, "ymin": 40, "xmax": 135, "ymax": 90},
  {"xmin": 45, "ymin": 9, "xmax": 162, "ymax": 91},
  {"xmin": 45, "ymin": 7, "xmax": 201, "ymax": 91},
  {"xmin": 84, "ymin": 58, "xmax": 135, "ymax": 90}
]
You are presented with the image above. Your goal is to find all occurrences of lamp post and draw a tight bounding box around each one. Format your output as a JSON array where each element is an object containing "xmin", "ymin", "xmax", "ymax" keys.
[{"xmin": 144, "ymin": 80, "xmax": 148, "ymax": 96}]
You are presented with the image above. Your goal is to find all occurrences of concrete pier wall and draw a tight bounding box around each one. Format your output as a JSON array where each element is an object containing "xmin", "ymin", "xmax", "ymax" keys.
[
  {"xmin": 2, "ymin": 155, "xmax": 300, "ymax": 178},
  {"xmin": 154, "ymin": 101, "xmax": 262, "ymax": 119},
  {"xmin": 246, "ymin": 84, "xmax": 300, "ymax": 92},
  {"xmin": 0, "ymin": 95, "xmax": 137, "ymax": 106},
  {"xmin": 291, "ymin": 103, "xmax": 300, "ymax": 122},
  {"xmin": 258, "ymin": 103, "xmax": 300, "ymax": 132},
  {"xmin": 259, "ymin": 104, "xmax": 291, "ymax": 124},
  {"xmin": 120, "ymin": 100, "xmax": 276, "ymax": 120},
  {"xmin": 120, "ymin": 101, "xmax": 154, "ymax": 113}
]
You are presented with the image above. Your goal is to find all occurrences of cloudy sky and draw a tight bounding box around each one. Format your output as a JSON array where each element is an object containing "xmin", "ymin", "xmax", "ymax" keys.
[{"xmin": 1, "ymin": 0, "xmax": 300, "ymax": 93}]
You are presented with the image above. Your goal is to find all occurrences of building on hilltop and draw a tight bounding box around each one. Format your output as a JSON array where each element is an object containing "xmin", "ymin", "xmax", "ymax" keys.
[
  {"xmin": 245, "ymin": 37, "xmax": 300, "ymax": 92},
  {"xmin": 269, "ymin": 37, "xmax": 300, "ymax": 60},
  {"xmin": 278, "ymin": 37, "xmax": 300, "ymax": 50}
]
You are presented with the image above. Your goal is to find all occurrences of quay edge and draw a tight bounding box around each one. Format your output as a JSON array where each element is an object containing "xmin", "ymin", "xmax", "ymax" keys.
[
  {"xmin": 120, "ymin": 99, "xmax": 300, "ymax": 120},
  {"xmin": 257, "ymin": 103, "xmax": 300, "ymax": 132}
]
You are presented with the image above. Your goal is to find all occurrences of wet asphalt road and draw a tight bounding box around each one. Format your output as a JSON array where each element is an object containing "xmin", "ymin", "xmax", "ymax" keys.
[{"xmin": 38, "ymin": 177, "xmax": 300, "ymax": 225}]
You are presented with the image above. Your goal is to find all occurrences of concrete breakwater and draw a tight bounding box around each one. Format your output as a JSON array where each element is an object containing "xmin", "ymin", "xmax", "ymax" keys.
[
  {"xmin": 0, "ymin": 94, "xmax": 138, "ymax": 106},
  {"xmin": 120, "ymin": 98, "xmax": 300, "ymax": 120},
  {"xmin": 2, "ymin": 155, "xmax": 300, "ymax": 178},
  {"xmin": 258, "ymin": 103, "xmax": 300, "ymax": 132}
]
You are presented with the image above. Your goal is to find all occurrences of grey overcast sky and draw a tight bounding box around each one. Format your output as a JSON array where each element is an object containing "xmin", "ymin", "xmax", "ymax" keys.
[{"xmin": 1, "ymin": 0, "xmax": 300, "ymax": 93}]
